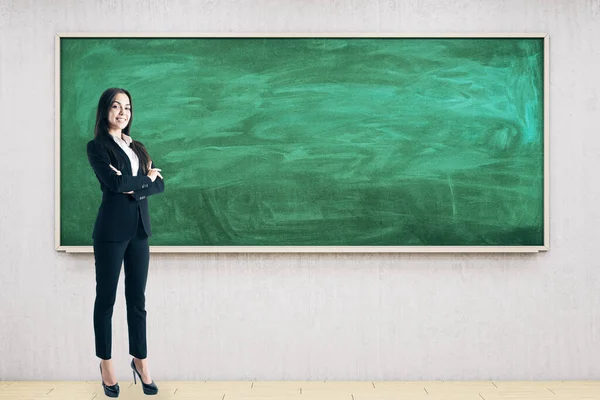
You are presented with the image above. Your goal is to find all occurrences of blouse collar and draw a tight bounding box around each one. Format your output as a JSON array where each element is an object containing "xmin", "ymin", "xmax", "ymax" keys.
[{"xmin": 112, "ymin": 133, "xmax": 133, "ymax": 147}]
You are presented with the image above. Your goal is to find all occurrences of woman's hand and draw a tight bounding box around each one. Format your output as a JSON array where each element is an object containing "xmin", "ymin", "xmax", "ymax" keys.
[
  {"xmin": 147, "ymin": 161, "xmax": 163, "ymax": 182},
  {"xmin": 147, "ymin": 168, "xmax": 162, "ymax": 182},
  {"xmin": 109, "ymin": 164, "xmax": 122, "ymax": 176},
  {"xmin": 109, "ymin": 164, "xmax": 134, "ymax": 194}
]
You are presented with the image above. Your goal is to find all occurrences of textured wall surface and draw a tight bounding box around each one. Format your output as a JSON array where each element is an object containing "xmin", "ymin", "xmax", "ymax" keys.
[{"xmin": 0, "ymin": 0, "xmax": 599, "ymax": 381}]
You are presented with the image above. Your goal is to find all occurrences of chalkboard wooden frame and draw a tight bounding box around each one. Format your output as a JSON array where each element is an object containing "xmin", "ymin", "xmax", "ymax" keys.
[{"xmin": 55, "ymin": 33, "xmax": 549, "ymax": 253}]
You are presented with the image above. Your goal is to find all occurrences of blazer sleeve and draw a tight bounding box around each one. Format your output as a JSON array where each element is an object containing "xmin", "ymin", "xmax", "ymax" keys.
[
  {"xmin": 131, "ymin": 161, "xmax": 165, "ymax": 201},
  {"xmin": 87, "ymin": 140, "xmax": 153, "ymax": 193}
]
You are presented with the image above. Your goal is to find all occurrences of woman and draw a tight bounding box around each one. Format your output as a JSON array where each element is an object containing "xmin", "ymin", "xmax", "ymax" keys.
[{"xmin": 87, "ymin": 88, "xmax": 164, "ymax": 397}]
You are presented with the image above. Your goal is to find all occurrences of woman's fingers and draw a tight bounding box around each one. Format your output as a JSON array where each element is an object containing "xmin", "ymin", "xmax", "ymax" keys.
[
  {"xmin": 151, "ymin": 168, "xmax": 163, "ymax": 179},
  {"xmin": 109, "ymin": 164, "xmax": 122, "ymax": 176}
]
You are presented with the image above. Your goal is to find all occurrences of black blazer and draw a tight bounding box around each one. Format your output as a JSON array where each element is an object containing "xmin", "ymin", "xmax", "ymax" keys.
[{"xmin": 87, "ymin": 137, "xmax": 165, "ymax": 242}]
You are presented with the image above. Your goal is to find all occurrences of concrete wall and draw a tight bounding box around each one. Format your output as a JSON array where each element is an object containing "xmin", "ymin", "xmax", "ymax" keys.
[{"xmin": 1, "ymin": 0, "xmax": 599, "ymax": 381}]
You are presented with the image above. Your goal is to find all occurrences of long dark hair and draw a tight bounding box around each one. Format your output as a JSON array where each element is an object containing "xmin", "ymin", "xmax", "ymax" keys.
[{"xmin": 94, "ymin": 88, "xmax": 152, "ymax": 175}]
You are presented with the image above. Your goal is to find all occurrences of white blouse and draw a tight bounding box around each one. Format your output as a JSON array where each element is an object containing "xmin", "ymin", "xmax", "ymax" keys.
[{"xmin": 111, "ymin": 134, "xmax": 139, "ymax": 176}]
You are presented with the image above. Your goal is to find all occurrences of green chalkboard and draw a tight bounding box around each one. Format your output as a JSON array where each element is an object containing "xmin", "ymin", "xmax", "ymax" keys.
[{"xmin": 57, "ymin": 35, "xmax": 547, "ymax": 250}]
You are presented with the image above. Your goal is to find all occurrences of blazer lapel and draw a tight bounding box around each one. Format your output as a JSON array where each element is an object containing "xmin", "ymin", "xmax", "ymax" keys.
[{"xmin": 108, "ymin": 139, "xmax": 133, "ymax": 175}]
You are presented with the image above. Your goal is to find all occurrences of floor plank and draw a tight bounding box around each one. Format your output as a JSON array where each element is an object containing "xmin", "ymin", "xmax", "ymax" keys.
[{"xmin": 0, "ymin": 381, "xmax": 598, "ymax": 400}]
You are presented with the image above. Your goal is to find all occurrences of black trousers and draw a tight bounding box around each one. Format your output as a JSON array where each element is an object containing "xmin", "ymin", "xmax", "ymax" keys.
[{"xmin": 93, "ymin": 217, "xmax": 150, "ymax": 360}]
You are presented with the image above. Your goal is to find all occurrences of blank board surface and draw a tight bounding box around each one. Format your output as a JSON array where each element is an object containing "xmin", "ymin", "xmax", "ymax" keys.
[{"xmin": 57, "ymin": 35, "xmax": 546, "ymax": 251}]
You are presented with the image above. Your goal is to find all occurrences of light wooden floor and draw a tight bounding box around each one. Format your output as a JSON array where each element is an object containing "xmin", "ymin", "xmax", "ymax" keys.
[{"xmin": 1, "ymin": 381, "xmax": 599, "ymax": 400}]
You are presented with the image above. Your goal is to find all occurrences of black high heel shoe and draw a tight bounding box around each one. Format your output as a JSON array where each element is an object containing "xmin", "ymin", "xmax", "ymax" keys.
[
  {"xmin": 99, "ymin": 362, "xmax": 120, "ymax": 398},
  {"xmin": 131, "ymin": 358, "xmax": 159, "ymax": 395}
]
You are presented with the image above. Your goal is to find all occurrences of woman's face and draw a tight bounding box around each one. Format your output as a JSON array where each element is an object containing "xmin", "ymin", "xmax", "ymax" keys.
[{"xmin": 107, "ymin": 92, "xmax": 131, "ymax": 132}]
